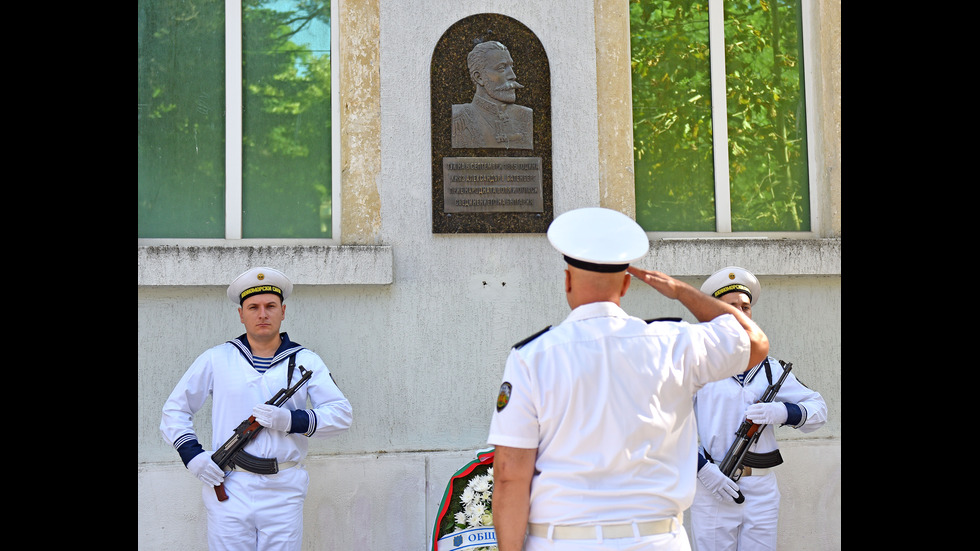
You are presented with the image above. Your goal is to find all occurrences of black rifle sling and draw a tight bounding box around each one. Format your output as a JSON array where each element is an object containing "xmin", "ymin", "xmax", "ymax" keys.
[
  {"xmin": 287, "ymin": 353, "xmax": 297, "ymax": 387},
  {"xmin": 740, "ymin": 358, "xmax": 772, "ymax": 386}
]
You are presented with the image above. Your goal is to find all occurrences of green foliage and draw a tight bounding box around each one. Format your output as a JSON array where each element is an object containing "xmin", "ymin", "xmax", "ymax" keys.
[
  {"xmin": 242, "ymin": 1, "xmax": 333, "ymax": 238},
  {"xmin": 630, "ymin": 0, "xmax": 715, "ymax": 231},
  {"xmin": 723, "ymin": 0, "xmax": 809, "ymax": 231},
  {"xmin": 630, "ymin": 0, "xmax": 810, "ymax": 232},
  {"xmin": 138, "ymin": 0, "xmax": 226, "ymax": 237},
  {"xmin": 138, "ymin": 0, "xmax": 333, "ymax": 238}
]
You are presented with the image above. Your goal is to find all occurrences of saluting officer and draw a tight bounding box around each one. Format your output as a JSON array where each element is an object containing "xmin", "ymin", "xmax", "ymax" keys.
[
  {"xmin": 160, "ymin": 267, "xmax": 352, "ymax": 551},
  {"xmin": 487, "ymin": 208, "xmax": 770, "ymax": 551},
  {"xmin": 691, "ymin": 266, "xmax": 827, "ymax": 551}
]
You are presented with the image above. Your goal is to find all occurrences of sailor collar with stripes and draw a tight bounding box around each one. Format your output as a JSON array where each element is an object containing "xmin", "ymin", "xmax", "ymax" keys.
[
  {"xmin": 229, "ymin": 332, "xmax": 306, "ymax": 368},
  {"xmin": 735, "ymin": 358, "xmax": 772, "ymax": 386}
]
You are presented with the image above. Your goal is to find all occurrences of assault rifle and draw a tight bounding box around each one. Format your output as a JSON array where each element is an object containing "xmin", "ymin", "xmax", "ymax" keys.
[
  {"xmin": 210, "ymin": 365, "xmax": 313, "ymax": 502},
  {"xmin": 717, "ymin": 362, "xmax": 792, "ymax": 503}
]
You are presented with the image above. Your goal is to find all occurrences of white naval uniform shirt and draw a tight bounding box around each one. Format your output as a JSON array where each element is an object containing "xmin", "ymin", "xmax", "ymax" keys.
[
  {"xmin": 160, "ymin": 340, "xmax": 352, "ymax": 465},
  {"xmin": 694, "ymin": 356, "xmax": 827, "ymax": 466},
  {"xmin": 487, "ymin": 302, "xmax": 750, "ymax": 526}
]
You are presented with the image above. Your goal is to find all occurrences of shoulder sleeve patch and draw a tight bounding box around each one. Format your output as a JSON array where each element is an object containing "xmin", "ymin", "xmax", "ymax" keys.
[
  {"xmin": 496, "ymin": 382, "xmax": 513, "ymax": 411},
  {"xmin": 512, "ymin": 326, "xmax": 551, "ymax": 349}
]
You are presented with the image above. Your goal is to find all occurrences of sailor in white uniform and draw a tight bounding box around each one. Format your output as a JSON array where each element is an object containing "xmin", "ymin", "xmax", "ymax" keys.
[
  {"xmin": 690, "ymin": 266, "xmax": 827, "ymax": 551},
  {"xmin": 160, "ymin": 267, "xmax": 352, "ymax": 551},
  {"xmin": 487, "ymin": 208, "xmax": 770, "ymax": 551}
]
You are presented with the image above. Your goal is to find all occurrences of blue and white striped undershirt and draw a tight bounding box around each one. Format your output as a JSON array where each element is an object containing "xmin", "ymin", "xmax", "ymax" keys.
[{"xmin": 253, "ymin": 355, "xmax": 274, "ymax": 373}]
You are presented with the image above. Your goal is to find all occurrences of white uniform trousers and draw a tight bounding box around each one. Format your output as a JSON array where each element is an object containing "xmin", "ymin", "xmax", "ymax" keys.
[
  {"xmin": 525, "ymin": 523, "xmax": 692, "ymax": 551},
  {"xmin": 690, "ymin": 472, "xmax": 780, "ymax": 551},
  {"xmin": 201, "ymin": 466, "xmax": 310, "ymax": 551}
]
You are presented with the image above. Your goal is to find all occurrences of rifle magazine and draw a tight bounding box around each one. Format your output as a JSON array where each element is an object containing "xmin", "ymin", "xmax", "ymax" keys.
[
  {"xmin": 229, "ymin": 450, "xmax": 280, "ymax": 475},
  {"xmin": 742, "ymin": 449, "xmax": 783, "ymax": 469}
]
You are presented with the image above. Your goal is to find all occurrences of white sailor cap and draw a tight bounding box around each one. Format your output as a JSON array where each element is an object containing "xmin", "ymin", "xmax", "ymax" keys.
[
  {"xmin": 547, "ymin": 207, "xmax": 649, "ymax": 273},
  {"xmin": 700, "ymin": 266, "xmax": 761, "ymax": 305},
  {"xmin": 227, "ymin": 267, "xmax": 293, "ymax": 305}
]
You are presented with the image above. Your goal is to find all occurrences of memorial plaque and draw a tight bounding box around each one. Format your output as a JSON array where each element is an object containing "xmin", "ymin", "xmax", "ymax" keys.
[{"xmin": 431, "ymin": 13, "xmax": 552, "ymax": 233}]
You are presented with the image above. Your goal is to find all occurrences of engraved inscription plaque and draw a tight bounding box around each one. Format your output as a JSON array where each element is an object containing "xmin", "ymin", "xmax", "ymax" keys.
[
  {"xmin": 443, "ymin": 157, "xmax": 543, "ymax": 213},
  {"xmin": 431, "ymin": 13, "xmax": 552, "ymax": 233}
]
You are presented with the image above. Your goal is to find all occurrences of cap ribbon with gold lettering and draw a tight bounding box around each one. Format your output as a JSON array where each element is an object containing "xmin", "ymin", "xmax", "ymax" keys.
[{"xmin": 700, "ymin": 266, "xmax": 761, "ymax": 305}]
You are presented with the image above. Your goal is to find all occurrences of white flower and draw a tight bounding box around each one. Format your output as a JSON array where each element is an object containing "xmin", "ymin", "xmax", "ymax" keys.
[
  {"xmin": 467, "ymin": 500, "xmax": 487, "ymax": 526},
  {"xmin": 472, "ymin": 475, "xmax": 491, "ymax": 493},
  {"xmin": 449, "ymin": 464, "xmax": 496, "ymax": 539}
]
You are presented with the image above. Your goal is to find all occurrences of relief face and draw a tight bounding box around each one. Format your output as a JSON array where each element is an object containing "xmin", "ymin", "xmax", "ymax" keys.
[{"xmin": 452, "ymin": 41, "xmax": 533, "ymax": 149}]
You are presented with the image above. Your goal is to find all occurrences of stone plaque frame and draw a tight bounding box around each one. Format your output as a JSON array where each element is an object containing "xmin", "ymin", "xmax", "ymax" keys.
[{"xmin": 431, "ymin": 13, "xmax": 552, "ymax": 233}]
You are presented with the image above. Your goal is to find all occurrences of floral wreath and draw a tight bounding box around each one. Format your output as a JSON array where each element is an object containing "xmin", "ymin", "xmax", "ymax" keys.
[{"xmin": 432, "ymin": 448, "xmax": 498, "ymax": 551}]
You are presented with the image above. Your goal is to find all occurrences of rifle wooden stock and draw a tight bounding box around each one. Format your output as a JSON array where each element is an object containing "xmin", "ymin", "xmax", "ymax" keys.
[
  {"xmin": 212, "ymin": 416, "xmax": 264, "ymax": 501},
  {"xmin": 717, "ymin": 362, "xmax": 792, "ymax": 504}
]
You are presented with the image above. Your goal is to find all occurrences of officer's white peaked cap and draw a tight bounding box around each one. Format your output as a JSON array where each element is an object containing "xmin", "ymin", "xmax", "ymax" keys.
[
  {"xmin": 700, "ymin": 266, "xmax": 761, "ymax": 305},
  {"xmin": 547, "ymin": 207, "xmax": 649, "ymax": 272},
  {"xmin": 227, "ymin": 267, "xmax": 293, "ymax": 305}
]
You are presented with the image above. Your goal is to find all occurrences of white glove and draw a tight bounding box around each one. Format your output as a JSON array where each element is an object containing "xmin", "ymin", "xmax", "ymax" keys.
[
  {"xmin": 697, "ymin": 462, "xmax": 740, "ymax": 501},
  {"xmin": 745, "ymin": 402, "xmax": 788, "ymax": 425},
  {"xmin": 253, "ymin": 404, "xmax": 292, "ymax": 432},
  {"xmin": 188, "ymin": 452, "xmax": 224, "ymax": 487}
]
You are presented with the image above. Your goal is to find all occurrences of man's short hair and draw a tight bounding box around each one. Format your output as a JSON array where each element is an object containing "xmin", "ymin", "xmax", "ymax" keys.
[{"xmin": 467, "ymin": 41, "xmax": 509, "ymax": 84}]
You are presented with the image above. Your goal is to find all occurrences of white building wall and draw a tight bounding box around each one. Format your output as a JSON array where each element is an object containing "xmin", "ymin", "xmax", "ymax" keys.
[{"xmin": 137, "ymin": 2, "xmax": 841, "ymax": 550}]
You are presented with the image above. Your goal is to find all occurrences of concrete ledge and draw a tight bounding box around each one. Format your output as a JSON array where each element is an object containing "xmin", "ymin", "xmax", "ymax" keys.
[
  {"xmin": 645, "ymin": 238, "xmax": 841, "ymax": 276},
  {"xmin": 137, "ymin": 245, "xmax": 394, "ymax": 286},
  {"xmin": 137, "ymin": 239, "xmax": 838, "ymax": 287}
]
